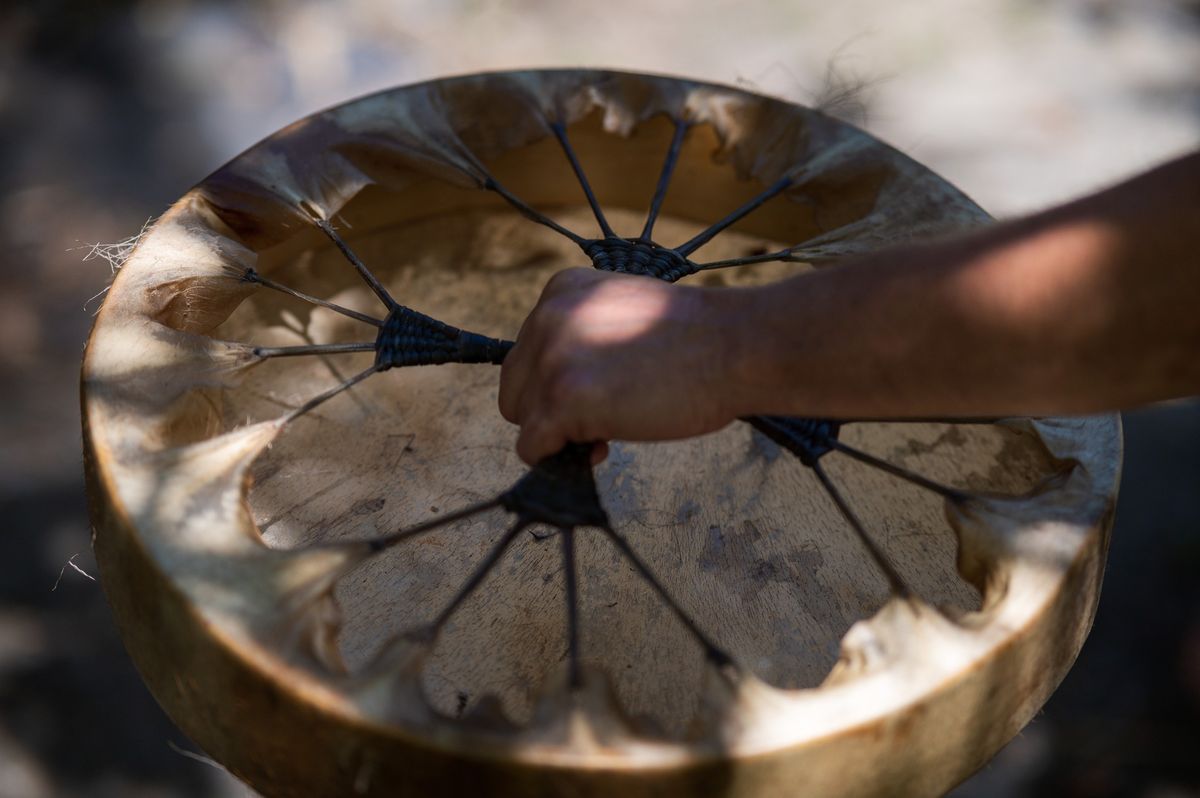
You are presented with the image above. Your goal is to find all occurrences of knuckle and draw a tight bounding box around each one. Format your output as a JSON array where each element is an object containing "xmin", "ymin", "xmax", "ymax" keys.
[
  {"xmin": 518, "ymin": 421, "xmax": 560, "ymax": 465},
  {"xmin": 538, "ymin": 338, "xmax": 571, "ymax": 374},
  {"xmin": 496, "ymin": 359, "xmax": 523, "ymax": 421},
  {"xmin": 545, "ymin": 366, "xmax": 591, "ymax": 409},
  {"xmin": 516, "ymin": 305, "xmax": 546, "ymax": 341},
  {"xmin": 541, "ymin": 274, "xmax": 573, "ymax": 305},
  {"xmin": 545, "ymin": 266, "xmax": 591, "ymax": 292},
  {"xmin": 541, "ymin": 293, "xmax": 581, "ymax": 329},
  {"xmin": 565, "ymin": 416, "xmax": 597, "ymax": 446},
  {"xmin": 544, "ymin": 269, "xmax": 572, "ymax": 292},
  {"xmin": 498, "ymin": 387, "xmax": 517, "ymax": 422}
]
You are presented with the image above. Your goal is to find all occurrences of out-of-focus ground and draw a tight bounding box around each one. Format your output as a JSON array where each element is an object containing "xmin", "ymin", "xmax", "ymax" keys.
[{"xmin": 1, "ymin": 0, "xmax": 1198, "ymax": 795}]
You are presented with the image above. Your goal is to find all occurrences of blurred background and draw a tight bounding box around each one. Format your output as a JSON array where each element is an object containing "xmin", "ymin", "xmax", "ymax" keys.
[{"xmin": 2, "ymin": 0, "xmax": 1198, "ymax": 795}]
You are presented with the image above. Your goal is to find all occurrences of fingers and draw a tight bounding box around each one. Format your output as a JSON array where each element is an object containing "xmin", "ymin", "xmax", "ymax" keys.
[
  {"xmin": 497, "ymin": 335, "xmax": 531, "ymax": 424},
  {"xmin": 515, "ymin": 417, "xmax": 566, "ymax": 466},
  {"xmin": 499, "ymin": 267, "xmax": 596, "ymax": 425},
  {"xmin": 497, "ymin": 300, "xmax": 542, "ymax": 425},
  {"xmin": 515, "ymin": 408, "xmax": 610, "ymax": 466},
  {"xmin": 501, "ymin": 267, "xmax": 631, "ymax": 465},
  {"xmin": 512, "ymin": 364, "xmax": 604, "ymax": 463}
]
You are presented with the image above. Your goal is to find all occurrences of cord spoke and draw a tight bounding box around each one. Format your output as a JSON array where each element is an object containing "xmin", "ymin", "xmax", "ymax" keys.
[
  {"xmin": 695, "ymin": 246, "xmax": 803, "ymax": 270},
  {"xmin": 846, "ymin": 417, "xmax": 1005, "ymax": 426},
  {"xmin": 640, "ymin": 119, "xmax": 689, "ymax": 241},
  {"xmin": 240, "ymin": 268, "xmax": 383, "ymax": 326},
  {"xmin": 551, "ymin": 122, "xmax": 616, "ymax": 238},
  {"xmin": 301, "ymin": 204, "xmax": 398, "ymax": 311},
  {"xmin": 364, "ymin": 499, "xmax": 503, "ymax": 553},
  {"xmin": 828, "ymin": 440, "xmax": 967, "ymax": 501},
  {"xmin": 429, "ymin": 519, "xmax": 531, "ymax": 635},
  {"xmin": 281, "ymin": 364, "xmax": 383, "ymax": 424},
  {"xmin": 598, "ymin": 525, "xmax": 732, "ymax": 667},
  {"xmin": 484, "ymin": 177, "xmax": 587, "ymax": 246},
  {"xmin": 561, "ymin": 528, "xmax": 582, "ymax": 688},
  {"xmin": 810, "ymin": 460, "xmax": 911, "ymax": 597},
  {"xmin": 253, "ymin": 342, "xmax": 377, "ymax": 359},
  {"xmin": 676, "ymin": 175, "xmax": 793, "ymax": 257},
  {"xmin": 746, "ymin": 415, "xmax": 840, "ymax": 466}
]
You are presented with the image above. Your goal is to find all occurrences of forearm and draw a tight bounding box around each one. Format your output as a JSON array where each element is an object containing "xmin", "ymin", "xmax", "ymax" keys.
[
  {"xmin": 499, "ymin": 151, "xmax": 1200, "ymax": 463},
  {"xmin": 724, "ymin": 151, "xmax": 1200, "ymax": 419}
]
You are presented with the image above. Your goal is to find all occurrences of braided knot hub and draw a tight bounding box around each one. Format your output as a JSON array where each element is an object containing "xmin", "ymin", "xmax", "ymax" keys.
[
  {"xmin": 375, "ymin": 306, "xmax": 512, "ymax": 369},
  {"xmin": 583, "ymin": 238, "xmax": 697, "ymax": 283},
  {"xmin": 748, "ymin": 416, "xmax": 842, "ymax": 466},
  {"xmin": 500, "ymin": 443, "xmax": 609, "ymax": 529}
]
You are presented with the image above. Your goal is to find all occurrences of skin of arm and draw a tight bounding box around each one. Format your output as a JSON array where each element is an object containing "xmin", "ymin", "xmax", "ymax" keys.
[{"xmin": 498, "ymin": 150, "xmax": 1200, "ymax": 465}]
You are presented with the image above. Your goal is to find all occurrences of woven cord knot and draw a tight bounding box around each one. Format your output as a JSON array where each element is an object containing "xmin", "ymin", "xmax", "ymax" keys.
[
  {"xmin": 583, "ymin": 238, "xmax": 697, "ymax": 283},
  {"xmin": 500, "ymin": 443, "xmax": 609, "ymax": 529},
  {"xmin": 375, "ymin": 306, "xmax": 513, "ymax": 368}
]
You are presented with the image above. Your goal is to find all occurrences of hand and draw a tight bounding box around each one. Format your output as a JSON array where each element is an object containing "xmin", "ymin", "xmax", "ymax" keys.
[{"xmin": 499, "ymin": 268, "xmax": 745, "ymax": 464}]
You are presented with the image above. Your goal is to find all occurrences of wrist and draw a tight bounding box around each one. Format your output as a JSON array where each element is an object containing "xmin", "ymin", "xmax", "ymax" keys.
[{"xmin": 694, "ymin": 283, "xmax": 778, "ymax": 421}]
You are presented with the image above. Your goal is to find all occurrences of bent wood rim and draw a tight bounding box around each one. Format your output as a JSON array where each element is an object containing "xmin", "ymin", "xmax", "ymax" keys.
[{"xmin": 81, "ymin": 68, "xmax": 1122, "ymax": 797}]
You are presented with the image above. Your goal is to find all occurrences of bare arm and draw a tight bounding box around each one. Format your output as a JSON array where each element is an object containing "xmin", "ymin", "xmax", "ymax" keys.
[{"xmin": 499, "ymin": 151, "xmax": 1200, "ymax": 464}]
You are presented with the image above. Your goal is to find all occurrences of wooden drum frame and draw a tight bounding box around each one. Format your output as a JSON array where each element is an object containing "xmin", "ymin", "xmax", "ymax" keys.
[{"xmin": 82, "ymin": 70, "xmax": 1121, "ymax": 797}]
